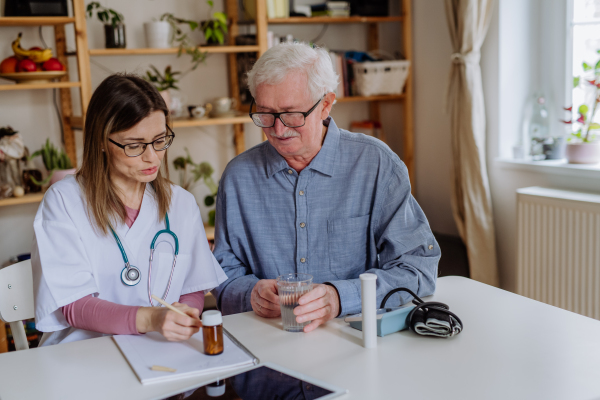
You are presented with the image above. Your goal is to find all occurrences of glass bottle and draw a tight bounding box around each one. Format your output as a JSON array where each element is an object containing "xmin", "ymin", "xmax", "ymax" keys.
[
  {"xmin": 202, "ymin": 310, "xmax": 224, "ymax": 356},
  {"xmin": 524, "ymin": 95, "xmax": 551, "ymax": 160}
]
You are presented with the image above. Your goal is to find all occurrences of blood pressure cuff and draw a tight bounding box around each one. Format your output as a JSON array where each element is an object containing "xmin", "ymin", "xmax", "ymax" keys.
[
  {"xmin": 381, "ymin": 288, "xmax": 464, "ymax": 338},
  {"xmin": 410, "ymin": 306, "xmax": 463, "ymax": 338}
]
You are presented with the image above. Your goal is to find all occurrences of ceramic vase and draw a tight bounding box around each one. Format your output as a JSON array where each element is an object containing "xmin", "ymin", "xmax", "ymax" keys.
[{"xmin": 144, "ymin": 21, "xmax": 172, "ymax": 49}]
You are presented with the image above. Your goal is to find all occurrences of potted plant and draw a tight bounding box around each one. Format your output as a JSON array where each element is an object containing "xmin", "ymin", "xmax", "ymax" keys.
[
  {"xmin": 201, "ymin": 1, "xmax": 228, "ymax": 46},
  {"xmin": 564, "ymin": 50, "xmax": 600, "ymax": 164},
  {"xmin": 157, "ymin": 13, "xmax": 208, "ymax": 70},
  {"xmin": 30, "ymin": 139, "xmax": 74, "ymax": 186},
  {"xmin": 144, "ymin": 65, "xmax": 183, "ymax": 115},
  {"xmin": 173, "ymin": 149, "xmax": 218, "ymax": 226},
  {"xmin": 86, "ymin": 2, "xmax": 126, "ymax": 49}
]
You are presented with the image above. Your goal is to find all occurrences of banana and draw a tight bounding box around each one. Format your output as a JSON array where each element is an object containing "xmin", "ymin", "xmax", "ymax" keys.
[{"xmin": 12, "ymin": 33, "xmax": 53, "ymax": 64}]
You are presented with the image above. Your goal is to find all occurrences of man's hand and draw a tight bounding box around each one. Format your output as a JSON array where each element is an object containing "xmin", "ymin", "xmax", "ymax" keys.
[
  {"xmin": 251, "ymin": 279, "xmax": 281, "ymax": 318},
  {"xmin": 294, "ymin": 284, "xmax": 340, "ymax": 332}
]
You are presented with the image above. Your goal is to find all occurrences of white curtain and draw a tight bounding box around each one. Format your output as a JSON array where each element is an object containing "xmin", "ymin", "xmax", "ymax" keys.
[{"xmin": 445, "ymin": 0, "xmax": 498, "ymax": 286}]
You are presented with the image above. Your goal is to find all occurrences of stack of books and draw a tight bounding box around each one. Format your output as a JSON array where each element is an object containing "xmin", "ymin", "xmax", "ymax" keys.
[
  {"xmin": 267, "ymin": 0, "xmax": 289, "ymax": 18},
  {"xmin": 327, "ymin": 2, "xmax": 350, "ymax": 17},
  {"xmin": 311, "ymin": 2, "xmax": 350, "ymax": 17}
]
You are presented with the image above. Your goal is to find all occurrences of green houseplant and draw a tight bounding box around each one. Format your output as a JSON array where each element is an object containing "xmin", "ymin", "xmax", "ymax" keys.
[
  {"xmin": 565, "ymin": 49, "xmax": 600, "ymax": 164},
  {"xmin": 86, "ymin": 2, "xmax": 126, "ymax": 49},
  {"xmin": 173, "ymin": 149, "xmax": 218, "ymax": 226},
  {"xmin": 144, "ymin": 65, "xmax": 183, "ymax": 114},
  {"xmin": 201, "ymin": 1, "xmax": 228, "ymax": 45},
  {"xmin": 159, "ymin": 13, "xmax": 208, "ymax": 70},
  {"xmin": 30, "ymin": 139, "xmax": 74, "ymax": 186}
]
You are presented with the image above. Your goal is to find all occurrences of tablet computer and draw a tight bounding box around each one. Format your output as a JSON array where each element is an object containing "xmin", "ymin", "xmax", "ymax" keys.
[{"xmin": 154, "ymin": 362, "xmax": 347, "ymax": 400}]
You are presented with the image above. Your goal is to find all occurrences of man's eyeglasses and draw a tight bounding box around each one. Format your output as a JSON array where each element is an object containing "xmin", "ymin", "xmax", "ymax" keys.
[
  {"xmin": 249, "ymin": 96, "xmax": 324, "ymax": 128},
  {"xmin": 108, "ymin": 126, "xmax": 175, "ymax": 157}
]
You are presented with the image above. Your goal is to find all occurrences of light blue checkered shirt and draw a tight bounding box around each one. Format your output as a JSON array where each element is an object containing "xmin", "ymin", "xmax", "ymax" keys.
[{"xmin": 213, "ymin": 117, "xmax": 440, "ymax": 317}]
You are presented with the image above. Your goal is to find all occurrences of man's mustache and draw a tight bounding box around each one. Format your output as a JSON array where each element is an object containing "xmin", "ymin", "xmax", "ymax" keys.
[{"xmin": 269, "ymin": 129, "xmax": 300, "ymax": 139}]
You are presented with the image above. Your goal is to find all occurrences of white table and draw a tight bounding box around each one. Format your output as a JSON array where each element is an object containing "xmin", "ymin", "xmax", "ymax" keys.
[{"xmin": 1, "ymin": 276, "xmax": 600, "ymax": 400}]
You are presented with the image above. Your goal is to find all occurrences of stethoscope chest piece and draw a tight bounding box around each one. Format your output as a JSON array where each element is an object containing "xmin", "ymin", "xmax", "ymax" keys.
[{"xmin": 121, "ymin": 265, "xmax": 141, "ymax": 286}]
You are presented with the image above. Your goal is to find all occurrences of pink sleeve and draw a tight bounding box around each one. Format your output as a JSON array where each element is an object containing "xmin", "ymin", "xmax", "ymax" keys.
[
  {"xmin": 62, "ymin": 295, "xmax": 140, "ymax": 335},
  {"xmin": 178, "ymin": 291, "xmax": 205, "ymax": 312}
]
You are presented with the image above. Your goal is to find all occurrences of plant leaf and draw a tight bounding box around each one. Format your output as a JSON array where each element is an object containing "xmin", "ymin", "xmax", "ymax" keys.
[
  {"xmin": 205, "ymin": 27, "xmax": 213, "ymax": 40},
  {"xmin": 208, "ymin": 0, "xmax": 214, "ymax": 7},
  {"xmin": 583, "ymin": 62, "xmax": 592, "ymax": 71},
  {"xmin": 214, "ymin": 12, "xmax": 227, "ymax": 24},
  {"xmin": 573, "ymin": 76, "xmax": 580, "ymax": 88},
  {"xmin": 590, "ymin": 123, "xmax": 600, "ymax": 131},
  {"xmin": 579, "ymin": 104, "xmax": 589, "ymax": 116},
  {"xmin": 214, "ymin": 29, "xmax": 224, "ymax": 44}
]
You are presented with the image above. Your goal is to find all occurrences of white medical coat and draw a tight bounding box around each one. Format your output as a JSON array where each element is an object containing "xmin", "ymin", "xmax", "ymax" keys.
[{"xmin": 32, "ymin": 175, "xmax": 228, "ymax": 346}]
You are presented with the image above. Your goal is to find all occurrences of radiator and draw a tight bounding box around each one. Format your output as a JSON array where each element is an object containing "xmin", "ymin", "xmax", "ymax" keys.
[{"xmin": 517, "ymin": 187, "xmax": 600, "ymax": 320}]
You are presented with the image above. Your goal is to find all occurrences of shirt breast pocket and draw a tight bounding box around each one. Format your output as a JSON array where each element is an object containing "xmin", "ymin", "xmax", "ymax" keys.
[
  {"xmin": 152, "ymin": 252, "xmax": 191, "ymax": 303},
  {"xmin": 327, "ymin": 214, "xmax": 370, "ymax": 279}
]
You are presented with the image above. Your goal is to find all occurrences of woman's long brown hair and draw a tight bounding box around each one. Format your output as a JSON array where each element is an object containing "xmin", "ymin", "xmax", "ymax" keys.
[{"xmin": 76, "ymin": 73, "xmax": 172, "ymax": 235}]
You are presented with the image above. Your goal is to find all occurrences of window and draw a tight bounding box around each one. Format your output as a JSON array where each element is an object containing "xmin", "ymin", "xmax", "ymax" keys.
[{"xmin": 570, "ymin": 0, "xmax": 600, "ymax": 140}]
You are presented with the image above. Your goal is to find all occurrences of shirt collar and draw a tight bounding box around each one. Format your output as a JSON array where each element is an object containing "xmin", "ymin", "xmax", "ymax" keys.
[{"xmin": 265, "ymin": 116, "xmax": 340, "ymax": 178}]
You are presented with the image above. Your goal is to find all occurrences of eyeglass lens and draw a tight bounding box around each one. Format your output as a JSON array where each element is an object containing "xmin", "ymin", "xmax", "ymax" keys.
[
  {"xmin": 251, "ymin": 113, "xmax": 306, "ymax": 128},
  {"xmin": 124, "ymin": 135, "xmax": 173, "ymax": 157}
]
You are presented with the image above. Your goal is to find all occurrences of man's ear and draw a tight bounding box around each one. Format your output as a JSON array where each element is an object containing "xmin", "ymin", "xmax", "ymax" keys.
[{"xmin": 320, "ymin": 92, "xmax": 336, "ymax": 120}]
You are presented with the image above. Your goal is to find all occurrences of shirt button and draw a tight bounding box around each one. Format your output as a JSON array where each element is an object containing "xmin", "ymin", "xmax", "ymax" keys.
[
  {"xmin": 299, "ymin": 190, "xmax": 305, "ymax": 196},
  {"xmin": 300, "ymin": 222, "xmax": 306, "ymax": 228},
  {"xmin": 300, "ymin": 258, "xmax": 306, "ymax": 263},
  {"xmin": 428, "ymin": 245, "xmax": 434, "ymax": 250},
  {"xmin": 287, "ymin": 169, "xmax": 293, "ymax": 174}
]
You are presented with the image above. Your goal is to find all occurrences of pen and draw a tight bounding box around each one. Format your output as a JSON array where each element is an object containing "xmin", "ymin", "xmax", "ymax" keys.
[{"xmin": 150, "ymin": 294, "xmax": 201, "ymax": 322}]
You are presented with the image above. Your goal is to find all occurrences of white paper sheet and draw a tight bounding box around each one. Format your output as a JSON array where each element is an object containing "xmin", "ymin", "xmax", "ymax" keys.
[{"xmin": 113, "ymin": 331, "xmax": 255, "ymax": 384}]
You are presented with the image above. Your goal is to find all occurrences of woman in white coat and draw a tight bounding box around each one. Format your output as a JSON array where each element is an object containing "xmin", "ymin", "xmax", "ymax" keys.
[{"xmin": 32, "ymin": 74, "xmax": 227, "ymax": 346}]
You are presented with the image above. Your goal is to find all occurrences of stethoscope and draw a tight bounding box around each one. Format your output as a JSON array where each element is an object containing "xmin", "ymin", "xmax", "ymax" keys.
[{"xmin": 110, "ymin": 212, "xmax": 179, "ymax": 306}]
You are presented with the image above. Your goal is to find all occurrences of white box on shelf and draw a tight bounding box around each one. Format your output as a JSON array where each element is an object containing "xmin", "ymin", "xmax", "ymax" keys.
[{"xmin": 352, "ymin": 60, "xmax": 410, "ymax": 97}]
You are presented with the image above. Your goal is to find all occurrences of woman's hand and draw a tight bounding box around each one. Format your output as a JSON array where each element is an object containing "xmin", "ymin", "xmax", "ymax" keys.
[{"xmin": 136, "ymin": 302, "xmax": 202, "ymax": 341}]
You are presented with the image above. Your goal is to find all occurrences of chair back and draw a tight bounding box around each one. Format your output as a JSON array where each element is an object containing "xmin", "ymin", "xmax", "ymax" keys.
[{"xmin": 0, "ymin": 260, "xmax": 34, "ymax": 350}]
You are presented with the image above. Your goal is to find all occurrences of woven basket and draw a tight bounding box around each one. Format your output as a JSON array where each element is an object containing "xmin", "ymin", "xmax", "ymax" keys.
[{"xmin": 352, "ymin": 60, "xmax": 410, "ymax": 97}]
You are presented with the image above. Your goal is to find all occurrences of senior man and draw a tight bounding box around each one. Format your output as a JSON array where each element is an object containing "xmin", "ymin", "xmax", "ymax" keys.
[{"xmin": 213, "ymin": 42, "xmax": 440, "ymax": 332}]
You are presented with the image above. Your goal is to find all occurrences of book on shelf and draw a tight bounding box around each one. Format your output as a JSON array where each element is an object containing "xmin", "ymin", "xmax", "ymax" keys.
[
  {"xmin": 328, "ymin": 50, "xmax": 358, "ymax": 98},
  {"xmin": 268, "ymin": 0, "xmax": 289, "ymax": 18}
]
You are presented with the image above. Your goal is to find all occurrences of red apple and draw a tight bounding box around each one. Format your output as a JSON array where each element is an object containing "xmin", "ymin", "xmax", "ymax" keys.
[
  {"xmin": 0, "ymin": 56, "xmax": 18, "ymax": 73},
  {"xmin": 17, "ymin": 59, "xmax": 37, "ymax": 72},
  {"xmin": 41, "ymin": 58, "xmax": 64, "ymax": 71},
  {"xmin": 29, "ymin": 46, "xmax": 43, "ymax": 51}
]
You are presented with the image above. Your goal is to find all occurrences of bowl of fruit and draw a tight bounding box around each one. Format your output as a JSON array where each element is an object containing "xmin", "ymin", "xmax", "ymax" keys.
[{"xmin": 0, "ymin": 33, "xmax": 66, "ymax": 85}]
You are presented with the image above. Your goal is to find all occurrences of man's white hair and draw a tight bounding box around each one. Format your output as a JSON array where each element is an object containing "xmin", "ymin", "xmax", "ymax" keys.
[{"xmin": 247, "ymin": 42, "xmax": 339, "ymax": 102}]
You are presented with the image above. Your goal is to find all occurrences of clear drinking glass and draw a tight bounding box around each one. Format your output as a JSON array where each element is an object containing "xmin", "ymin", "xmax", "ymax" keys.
[{"xmin": 276, "ymin": 273, "xmax": 313, "ymax": 332}]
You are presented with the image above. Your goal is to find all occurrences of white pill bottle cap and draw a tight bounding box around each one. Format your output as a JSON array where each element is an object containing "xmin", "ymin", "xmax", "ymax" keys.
[{"xmin": 202, "ymin": 310, "xmax": 223, "ymax": 326}]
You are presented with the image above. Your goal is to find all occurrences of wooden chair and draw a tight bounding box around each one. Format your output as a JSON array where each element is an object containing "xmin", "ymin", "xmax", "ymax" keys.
[{"xmin": 0, "ymin": 260, "xmax": 34, "ymax": 351}]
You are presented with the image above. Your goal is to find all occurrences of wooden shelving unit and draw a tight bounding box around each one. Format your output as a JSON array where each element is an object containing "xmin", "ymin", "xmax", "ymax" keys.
[
  {"xmin": 172, "ymin": 116, "xmax": 252, "ymax": 128},
  {"xmin": 89, "ymin": 45, "xmax": 260, "ymax": 56},
  {"xmin": 267, "ymin": 16, "xmax": 404, "ymax": 24},
  {"xmin": 233, "ymin": 0, "xmax": 415, "ymax": 184},
  {"xmin": 336, "ymin": 94, "xmax": 405, "ymax": 103},
  {"xmin": 0, "ymin": 0, "xmax": 91, "ymax": 209},
  {"xmin": 0, "ymin": 193, "xmax": 44, "ymax": 207},
  {"xmin": 0, "ymin": 81, "xmax": 81, "ymax": 91},
  {"xmin": 0, "ymin": 17, "xmax": 76, "ymax": 26}
]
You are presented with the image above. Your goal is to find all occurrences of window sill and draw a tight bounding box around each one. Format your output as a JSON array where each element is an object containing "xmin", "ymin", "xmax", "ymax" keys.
[{"xmin": 495, "ymin": 158, "xmax": 600, "ymax": 180}]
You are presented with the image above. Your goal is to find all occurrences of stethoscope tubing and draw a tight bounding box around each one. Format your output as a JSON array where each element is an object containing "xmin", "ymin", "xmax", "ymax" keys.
[{"xmin": 110, "ymin": 212, "xmax": 179, "ymax": 306}]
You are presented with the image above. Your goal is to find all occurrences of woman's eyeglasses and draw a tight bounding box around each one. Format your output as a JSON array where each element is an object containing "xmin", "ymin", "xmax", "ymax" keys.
[
  {"xmin": 249, "ymin": 96, "xmax": 324, "ymax": 128},
  {"xmin": 109, "ymin": 126, "xmax": 175, "ymax": 157}
]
